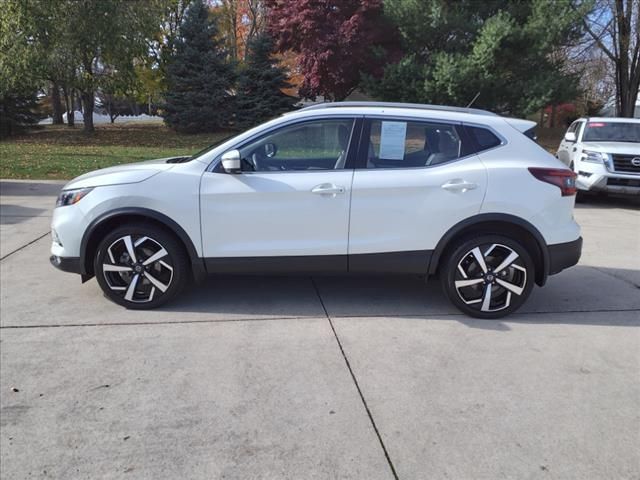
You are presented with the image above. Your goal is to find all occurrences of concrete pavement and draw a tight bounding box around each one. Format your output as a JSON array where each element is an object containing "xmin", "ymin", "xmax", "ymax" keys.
[
  {"xmin": 1, "ymin": 180, "xmax": 639, "ymax": 479},
  {"xmin": 0, "ymin": 180, "xmax": 64, "ymax": 260}
]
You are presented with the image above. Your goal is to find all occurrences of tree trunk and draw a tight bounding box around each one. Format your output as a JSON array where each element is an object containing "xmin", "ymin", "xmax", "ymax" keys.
[
  {"xmin": 616, "ymin": 62, "xmax": 640, "ymax": 117},
  {"xmin": 62, "ymin": 87, "xmax": 75, "ymax": 127},
  {"xmin": 81, "ymin": 91, "xmax": 95, "ymax": 133},
  {"xmin": 619, "ymin": 61, "xmax": 640, "ymax": 117},
  {"xmin": 582, "ymin": 0, "xmax": 639, "ymax": 118},
  {"xmin": 76, "ymin": 90, "xmax": 83, "ymax": 113},
  {"xmin": 51, "ymin": 82, "xmax": 64, "ymax": 124},
  {"xmin": 550, "ymin": 104, "xmax": 556, "ymax": 128}
]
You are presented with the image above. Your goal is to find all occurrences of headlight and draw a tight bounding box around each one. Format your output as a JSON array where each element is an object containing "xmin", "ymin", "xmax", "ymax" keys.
[
  {"xmin": 56, "ymin": 187, "xmax": 93, "ymax": 207},
  {"xmin": 580, "ymin": 150, "xmax": 605, "ymax": 163}
]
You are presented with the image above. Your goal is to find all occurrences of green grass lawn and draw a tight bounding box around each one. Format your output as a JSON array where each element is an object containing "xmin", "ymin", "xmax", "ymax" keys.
[{"xmin": 0, "ymin": 123, "xmax": 231, "ymax": 180}]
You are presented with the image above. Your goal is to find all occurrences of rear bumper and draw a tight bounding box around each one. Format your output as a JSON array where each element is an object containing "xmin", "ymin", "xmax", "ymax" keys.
[{"xmin": 548, "ymin": 237, "xmax": 582, "ymax": 275}]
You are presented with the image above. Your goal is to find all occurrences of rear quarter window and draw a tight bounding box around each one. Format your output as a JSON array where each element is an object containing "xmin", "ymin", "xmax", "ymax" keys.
[{"xmin": 465, "ymin": 126, "xmax": 503, "ymax": 153}]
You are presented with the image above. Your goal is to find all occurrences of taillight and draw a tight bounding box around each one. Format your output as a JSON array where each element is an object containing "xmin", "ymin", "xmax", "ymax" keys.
[{"xmin": 528, "ymin": 168, "xmax": 577, "ymax": 196}]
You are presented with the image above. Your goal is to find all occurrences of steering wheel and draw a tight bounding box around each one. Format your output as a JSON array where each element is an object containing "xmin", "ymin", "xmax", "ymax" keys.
[{"xmin": 250, "ymin": 152, "xmax": 262, "ymax": 171}]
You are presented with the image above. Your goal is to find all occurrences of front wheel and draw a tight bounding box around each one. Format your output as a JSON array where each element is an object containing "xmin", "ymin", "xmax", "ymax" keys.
[
  {"xmin": 94, "ymin": 224, "xmax": 189, "ymax": 309},
  {"xmin": 441, "ymin": 235, "xmax": 535, "ymax": 319}
]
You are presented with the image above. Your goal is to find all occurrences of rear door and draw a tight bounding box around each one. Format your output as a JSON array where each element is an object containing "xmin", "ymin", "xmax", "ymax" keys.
[{"xmin": 348, "ymin": 117, "xmax": 488, "ymax": 273}]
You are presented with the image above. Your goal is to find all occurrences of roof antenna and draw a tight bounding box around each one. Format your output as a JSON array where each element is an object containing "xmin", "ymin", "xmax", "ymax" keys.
[{"xmin": 466, "ymin": 92, "xmax": 480, "ymax": 108}]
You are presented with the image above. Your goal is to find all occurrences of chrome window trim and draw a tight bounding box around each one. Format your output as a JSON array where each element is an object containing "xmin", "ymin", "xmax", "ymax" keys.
[{"xmin": 206, "ymin": 113, "xmax": 508, "ymax": 174}]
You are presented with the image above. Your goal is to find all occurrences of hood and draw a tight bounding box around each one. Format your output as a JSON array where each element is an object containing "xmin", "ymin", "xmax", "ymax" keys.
[
  {"xmin": 63, "ymin": 157, "xmax": 183, "ymax": 190},
  {"xmin": 580, "ymin": 142, "xmax": 640, "ymax": 155}
]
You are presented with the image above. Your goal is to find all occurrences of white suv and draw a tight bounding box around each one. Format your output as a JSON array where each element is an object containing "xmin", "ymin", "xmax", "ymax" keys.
[
  {"xmin": 556, "ymin": 117, "xmax": 640, "ymax": 195},
  {"xmin": 50, "ymin": 102, "xmax": 582, "ymax": 318}
]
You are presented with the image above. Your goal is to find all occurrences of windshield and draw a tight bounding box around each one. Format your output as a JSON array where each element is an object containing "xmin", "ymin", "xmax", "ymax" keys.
[
  {"xmin": 582, "ymin": 122, "xmax": 640, "ymax": 143},
  {"xmin": 190, "ymin": 133, "xmax": 240, "ymax": 160}
]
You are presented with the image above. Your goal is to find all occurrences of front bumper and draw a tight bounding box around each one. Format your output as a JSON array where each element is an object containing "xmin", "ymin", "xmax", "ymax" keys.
[
  {"xmin": 548, "ymin": 237, "xmax": 582, "ymax": 275},
  {"xmin": 575, "ymin": 161, "xmax": 640, "ymax": 195},
  {"xmin": 577, "ymin": 174, "xmax": 640, "ymax": 195},
  {"xmin": 50, "ymin": 255, "xmax": 81, "ymax": 274}
]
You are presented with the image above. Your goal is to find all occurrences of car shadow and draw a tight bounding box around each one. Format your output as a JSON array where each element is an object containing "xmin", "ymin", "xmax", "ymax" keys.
[
  {"xmin": 157, "ymin": 265, "xmax": 639, "ymax": 331},
  {"xmin": 575, "ymin": 193, "xmax": 640, "ymax": 210},
  {"xmin": 0, "ymin": 205, "xmax": 48, "ymax": 224}
]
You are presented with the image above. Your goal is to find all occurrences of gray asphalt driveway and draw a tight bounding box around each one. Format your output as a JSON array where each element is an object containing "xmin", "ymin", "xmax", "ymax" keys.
[{"xmin": 1, "ymin": 180, "xmax": 639, "ymax": 479}]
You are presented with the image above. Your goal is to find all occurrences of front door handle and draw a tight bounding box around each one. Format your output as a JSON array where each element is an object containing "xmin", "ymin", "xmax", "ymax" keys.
[
  {"xmin": 441, "ymin": 179, "xmax": 478, "ymax": 193},
  {"xmin": 311, "ymin": 183, "xmax": 345, "ymax": 195}
]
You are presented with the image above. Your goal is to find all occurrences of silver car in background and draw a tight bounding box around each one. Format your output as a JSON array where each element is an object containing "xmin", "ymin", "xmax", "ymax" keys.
[{"xmin": 556, "ymin": 117, "xmax": 640, "ymax": 196}]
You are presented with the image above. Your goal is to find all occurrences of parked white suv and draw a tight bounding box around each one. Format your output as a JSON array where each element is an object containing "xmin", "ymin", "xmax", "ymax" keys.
[
  {"xmin": 50, "ymin": 102, "xmax": 582, "ymax": 318},
  {"xmin": 556, "ymin": 117, "xmax": 640, "ymax": 195}
]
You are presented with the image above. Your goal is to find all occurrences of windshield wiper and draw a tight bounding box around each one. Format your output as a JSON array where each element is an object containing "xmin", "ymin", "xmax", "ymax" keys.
[{"xmin": 166, "ymin": 156, "xmax": 192, "ymax": 164}]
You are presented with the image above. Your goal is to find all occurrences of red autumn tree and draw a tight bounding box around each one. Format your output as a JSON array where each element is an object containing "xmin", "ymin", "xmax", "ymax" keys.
[{"xmin": 265, "ymin": 0, "xmax": 396, "ymax": 101}]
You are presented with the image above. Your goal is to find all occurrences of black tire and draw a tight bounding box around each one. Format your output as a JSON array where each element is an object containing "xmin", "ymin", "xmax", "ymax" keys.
[
  {"xmin": 440, "ymin": 234, "xmax": 535, "ymax": 319},
  {"xmin": 94, "ymin": 223, "xmax": 189, "ymax": 309}
]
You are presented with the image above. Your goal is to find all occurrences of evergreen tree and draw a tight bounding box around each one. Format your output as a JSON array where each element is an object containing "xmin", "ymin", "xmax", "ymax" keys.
[
  {"xmin": 363, "ymin": 0, "xmax": 586, "ymax": 116},
  {"xmin": 236, "ymin": 34, "xmax": 296, "ymax": 129},
  {"xmin": 0, "ymin": 92, "xmax": 41, "ymax": 139},
  {"xmin": 163, "ymin": 0, "xmax": 235, "ymax": 133}
]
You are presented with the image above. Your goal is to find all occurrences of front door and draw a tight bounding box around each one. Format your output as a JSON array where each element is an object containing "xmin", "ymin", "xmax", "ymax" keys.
[
  {"xmin": 200, "ymin": 117, "xmax": 358, "ymax": 272},
  {"xmin": 557, "ymin": 120, "xmax": 582, "ymax": 165}
]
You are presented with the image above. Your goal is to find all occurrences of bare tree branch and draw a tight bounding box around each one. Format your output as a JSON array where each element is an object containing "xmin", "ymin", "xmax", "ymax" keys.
[{"xmin": 581, "ymin": 17, "xmax": 616, "ymax": 60}]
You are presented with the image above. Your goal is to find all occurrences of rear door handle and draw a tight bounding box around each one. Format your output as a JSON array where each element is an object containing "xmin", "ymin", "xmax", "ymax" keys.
[
  {"xmin": 311, "ymin": 183, "xmax": 345, "ymax": 195},
  {"xmin": 441, "ymin": 179, "xmax": 478, "ymax": 193}
]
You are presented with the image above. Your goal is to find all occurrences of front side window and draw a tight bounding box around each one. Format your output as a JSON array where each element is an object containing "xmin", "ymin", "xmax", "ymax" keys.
[
  {"xmin": 365, "ymin": 119, "xmax": 463, "ymax": 168},
  {"xmin": 582, "ymin": 121, "xmax": 640, "ymax": 143},
  {"xmin": 567, "ymin": 121, "xmax": 579, "ymax": 134},
  {"xmin": 238, "ymin": 118, "xmax": 354, "ymax": 172}
]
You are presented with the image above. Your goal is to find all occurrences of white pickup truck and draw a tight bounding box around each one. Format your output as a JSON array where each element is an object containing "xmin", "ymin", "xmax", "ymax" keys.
[{"xmin": 556, "ymin": 117, "xmax": 640, "ymax": 196}]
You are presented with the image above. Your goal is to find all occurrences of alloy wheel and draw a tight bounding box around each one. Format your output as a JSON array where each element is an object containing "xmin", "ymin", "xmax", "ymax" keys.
[
  {"xmin": 102, "ymin": 235, "xmax": 174, "ymax": 303},
  {"xmin": 454, "ymin": 243, "xmax": 527, "ymax": 313}
]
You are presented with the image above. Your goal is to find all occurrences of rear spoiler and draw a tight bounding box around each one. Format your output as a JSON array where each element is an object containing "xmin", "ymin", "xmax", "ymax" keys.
[{"xmin": 504, "ymin": 117, "xmax": 538, "ymax": 141}]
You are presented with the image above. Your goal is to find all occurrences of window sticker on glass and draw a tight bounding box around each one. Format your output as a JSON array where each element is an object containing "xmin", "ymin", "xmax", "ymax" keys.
[{"xmin": 379, "ymin": 121, "xmax": 407, "ymax": 160}]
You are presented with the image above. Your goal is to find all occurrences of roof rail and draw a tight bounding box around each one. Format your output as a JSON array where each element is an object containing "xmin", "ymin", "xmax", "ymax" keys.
[{"xmin": 299, "ymin": 101, "xmax": 498, "ymax": 117}]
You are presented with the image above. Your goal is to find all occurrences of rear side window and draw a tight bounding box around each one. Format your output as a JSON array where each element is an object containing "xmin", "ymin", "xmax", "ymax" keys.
[
  {"xmin": 466, "ymin": 126, "xmax": 502, "ymax": 152},
  {"xmin": 364, "ymin": 119, "xmax": 464, "ymax": 168},
  {"xmin": 523, "ymin": 126, "xmax": 537, "ymax": 142}
]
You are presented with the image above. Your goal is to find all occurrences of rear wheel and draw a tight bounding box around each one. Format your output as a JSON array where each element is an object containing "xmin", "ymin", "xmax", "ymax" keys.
[
  {"xmin": 94, "ymin": 224, "xmax": 189, "ymax": 309},
  {"xmin": 441, "ymin": 235, "xmax": 535, "ymax": 319}
]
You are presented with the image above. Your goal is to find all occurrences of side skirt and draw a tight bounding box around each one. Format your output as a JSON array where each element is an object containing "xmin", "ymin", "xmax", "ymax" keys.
[
  {"xmin": 348, "ymin": 250, "xmax": 432, "ymax": 274},
  {"xmin": 204, "ymin": 250, "xmax": 432, "ymax": 275}
]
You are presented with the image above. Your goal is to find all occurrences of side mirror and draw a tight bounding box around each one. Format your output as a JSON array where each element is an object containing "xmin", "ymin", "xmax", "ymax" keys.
[
  {"xmin": 564, "ymin": 131, "xmax": 577, "ymax": 143},
  {"xmin": 221, "ymin": 149, "xmax": 241, "ymax": 173}
]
